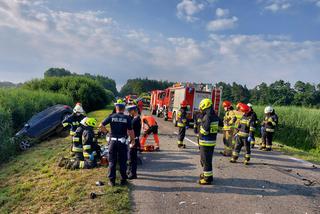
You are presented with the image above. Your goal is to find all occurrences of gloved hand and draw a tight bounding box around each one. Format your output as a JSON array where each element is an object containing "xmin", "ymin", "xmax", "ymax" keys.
[
  {"xmin": 89, "ymin": 153, "xmax": 95, "ymax": 161},
  {"xmin": 247, "ymin": 136, "xmax": 253, "ymax": 142}
]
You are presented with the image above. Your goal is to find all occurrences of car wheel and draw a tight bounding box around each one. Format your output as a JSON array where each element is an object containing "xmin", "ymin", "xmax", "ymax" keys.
[{"xmin": 19, "ymin": 140, "xmax": 31, "ymax": 151}]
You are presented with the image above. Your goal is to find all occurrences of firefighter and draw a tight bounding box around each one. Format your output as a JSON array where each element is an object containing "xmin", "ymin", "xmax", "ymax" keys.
[
  {"xmin": 127, "ymin": 105, "xmax": 141, "ymax": 179},
  {"xmin": 193, "ymin": 111, "xmax": 203, "ymax": 147},
  {"xmin": 233, "ymin": 103, "xmax": 244, "ymax": 145},
  {"xmin": 222, "ymin": 100, "xmax": 236, "ymax": 156},
  {"xmin": 198, "ymin": 98, "xmax": 223, "ymax": 185},
  {"xmin": 230, "ymin": 103, "xmax": 255, "ymax": 165},
  {"xmin": 99, "ymin": 100, "xmax": 135, "ymax": 186},
  {"xmin": 140, "ymin": 115, "xmax": 160, "ymax": 150},
  {"xmin": 59, "ymin": 117, "xmax": 100, "ymax": 170},
  {"xmin": 177, "ymin": 100, "xmax": 188, "ymax": 148},
  {"xmin": 260, "ymin": 106, "xmax": 277, "ymax": 151},
  {"xmin": 137, "ymin": 99, "xmax": 144, "ymax": 114},
  {"xmin": 62, "ymin": 103, "xmax": 86, "ymax": 154},
  {"xmin": 247, "ymin": 103, "xmax": 258, "ymax": 148}
]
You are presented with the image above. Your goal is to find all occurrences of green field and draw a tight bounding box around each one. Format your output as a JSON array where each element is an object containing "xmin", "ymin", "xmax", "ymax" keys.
[{"xmin": 0, "ymin": 109, "xmax": 130, "ymax": 214}]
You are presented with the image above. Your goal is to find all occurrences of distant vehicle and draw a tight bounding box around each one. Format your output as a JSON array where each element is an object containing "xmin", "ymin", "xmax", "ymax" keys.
[
  {"xmin": 136, "ymin": 97, "xmax": 150, "ymax": 108},
  {"xmin": 153, "ymin": 83, "xmax": 223, "ymax": 126},
  {"xmin": 15, "ymin": 104, "xmax": 73, "ymax": 150},
  {"xmin": 125, "ymin": 94, "xmax": 138, "ymax": 103},
  {"xmin": 150, "ymin": 90, "xmax": 166, "ymax": 116}
]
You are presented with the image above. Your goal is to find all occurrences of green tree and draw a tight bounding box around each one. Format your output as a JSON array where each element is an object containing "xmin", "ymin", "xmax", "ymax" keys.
[{"xmin": 44, "ymin": 68, "xmax": 72, "ymax": 77}]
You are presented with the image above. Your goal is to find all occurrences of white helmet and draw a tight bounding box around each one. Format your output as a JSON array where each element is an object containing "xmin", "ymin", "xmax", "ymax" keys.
[
  {"xmin": 73, "ymin": 104, "xmax": 85, "ymax": 114},
  {"xmin": 80, "ymin": 117, "xmax": 88, "ymax": 126},
  {"xmin": 264, "ymin": 106, "xmax": 273, "ymax": 114},
  {"xmin": 247, "ymin": 103, "xmax": 253, "ymax": 108}
]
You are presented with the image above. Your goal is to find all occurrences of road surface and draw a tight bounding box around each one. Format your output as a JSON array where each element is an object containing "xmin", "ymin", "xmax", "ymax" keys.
[{"xmin": 131, "ymin": 112, "xmax": 320, "ymax": 214}]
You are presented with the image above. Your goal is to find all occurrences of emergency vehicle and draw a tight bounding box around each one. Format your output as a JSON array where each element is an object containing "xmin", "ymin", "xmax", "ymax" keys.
[
  {"xmin": 155, "ymin": 83, "xmax": 222, "ymax": 126},
  {"xmin": 150, "ymin": 90, "xmax": 166, "ymax": 116}
]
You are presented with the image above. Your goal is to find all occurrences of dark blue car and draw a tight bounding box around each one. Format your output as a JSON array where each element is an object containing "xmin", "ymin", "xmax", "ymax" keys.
[{"xmin": 15, "ymin": 104, "xmax": 73, "ymax": 150}]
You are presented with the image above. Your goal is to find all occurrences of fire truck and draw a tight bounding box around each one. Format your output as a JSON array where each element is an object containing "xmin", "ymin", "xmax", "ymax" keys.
[
  {"xmin": 150, "ymin": 90, "xmax": 166, "ymax": 116},
  {"xmin": 125, "ymin": 94, "xmax": 138, "ymax": 103},
  {"xmin": 156, "ymin": 83, "xmax": 222, "ymax": 126}
]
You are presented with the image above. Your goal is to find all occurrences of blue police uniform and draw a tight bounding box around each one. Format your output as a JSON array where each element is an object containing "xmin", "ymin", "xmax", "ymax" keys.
[{"xmin": 102, "ymin": 113, "xmax": 132, "ymax": 183}]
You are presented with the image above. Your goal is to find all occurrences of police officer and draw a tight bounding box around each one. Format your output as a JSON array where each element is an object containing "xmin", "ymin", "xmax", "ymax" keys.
[
  {"xmin": 99, "ymin": 100, "xmax": 135, "ymax": 186},
  {"xmin": 230, "ymin": 104, "xmax": 255, "ymax": 165},
  {"xmin": 198, "ymin": 98, "xmax": 223, "ymax": 185},
  {"xmin": 127, "ymin": 105, "xmax": 141, "ymax": 179},
  {"xmin": 177, "ymin": 100, "xmax": 188, "ymax": 148},
  {"xmin": 62, "ymin": 103, "xmax": 86, "ymax": 155}
]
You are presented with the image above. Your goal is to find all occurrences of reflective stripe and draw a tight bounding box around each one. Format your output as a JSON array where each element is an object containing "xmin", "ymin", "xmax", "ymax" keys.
[
  {"xmin": 223, "ymin": 125, "xmax": 232, "ymax": 130},
  {"xmin": 251, "ymin": 141, "xmax": 255, "ymax": 145},
  {"xmin": 62, "ymin": 123, "xmax": 69, "ymax": 127},
  {"xmin": 266, "ymin": 145, "xmax": 272, "ymax": 148},
  {"xmin": 177, "ymin": 141, "xmax": 183, "ymax": 145},
  {"xmin": 199, "ymin": 140, "xmax": 216, "ymax": 146},
  {"xmin": 200, "ymin": 126, "xmax": 209, "ymax": 135},
  {"xmin": 240, "ymin": 119, "xmax": 249, "ymax": 126},
  {"xmin": 250, "ymin": 127, "xmax": 255, "ymax": 132},
  {"xmin": 238, "ymin": 131, "xmax": 249, "ymax": 137},
  {"xmin": 203, "ymin": 171, "xmax": 213, "ymax": 177},
  {"xmin": 72, "ymin": 146, "xmax": 83, "ymax": 152},
  {"xmin": 70, "ymin": 131, "xmax": 76, "ymax": 136},
  {"xmin": 177, "ymin": 123, "xmax": 186, "ymax": 127},
  {"xmin": 266, "ymin": 128, "xmax": 274, "ymax": 132},
  {"xmin": 210, "ymin": 122, "xmax": 219, "ymax": 134},
  {"xmin": 245, "ymin": 154, "xmax": 251, "ymax": 158},
  {"xmin": 79, "ymin": 161, "xmax": 85, "ymax": 169},
  {"xmin": 83, "ymin": 152, "xmax": 90, "ymax": 158},
  {"xmin": 83, "ymin": 145, "xmax": 91, "ymax": 150},
  {"xmin": 232, "ymin": 151, "xmax": 239, "ymax": 156},
  {"xmin": 72, "ymin": 122, "xmax": 80, "ymax": 126},
  {"xmin": 72, "ymin": 137, "xmax": 80, "ymax": 142}
]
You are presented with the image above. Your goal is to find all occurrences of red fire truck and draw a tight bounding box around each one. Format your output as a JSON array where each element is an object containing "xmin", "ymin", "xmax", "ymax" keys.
[
  {"xmin": 150, "ymin": 90, "xmax": 166, "ymax": 115},
  {"xmin": 155, "ymin": 83, "xmax": 222, "ymax": 126}
]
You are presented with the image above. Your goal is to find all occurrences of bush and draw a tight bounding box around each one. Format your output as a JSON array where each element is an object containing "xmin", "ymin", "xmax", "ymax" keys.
[
  {"xmin": 254, "ymin": 106, "xmax": 320, "ymax": 151},
  {"xmin": 0, "ymin": 88, "xmax": 73, "ymax": 163},
  {"xmin": 23, "ymin": 76, "xmax": 114, "ymax": 112}
]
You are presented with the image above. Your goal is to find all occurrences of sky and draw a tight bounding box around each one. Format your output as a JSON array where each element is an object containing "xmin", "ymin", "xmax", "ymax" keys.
[{"xmin": 0, "ymin": 0, "xmax": 319, "ymax": 89}]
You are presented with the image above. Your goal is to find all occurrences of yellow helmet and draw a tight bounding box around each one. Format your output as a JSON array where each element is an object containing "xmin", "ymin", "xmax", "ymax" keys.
[
  {"xmin": 199, "ymin": 98, "xmax": 212, "ymax": 111},
  {"xmin": 85, "ymin": 118, "xmax": 97, "ymax": 127},
  {"xmin": 115, "ymin": 99, "xmax": 125, "ymax": 107}
]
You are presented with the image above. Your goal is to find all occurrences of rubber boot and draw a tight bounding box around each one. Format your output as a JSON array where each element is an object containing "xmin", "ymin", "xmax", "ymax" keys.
[
  {"xmin": 58, "ymin": 157, "xmax": 68, "ymax": 167},
  {"xmin": 244, "ymin": 154, "xmax": 250, "ymax": 165},
  {"xmin": 259, "ymin": 144, "xmax": 266, "ymax": 150},
  {"xmin": 230, "ymin": 156, "xmax": 238, "ymax": 163},
  {"xmin": 198, "ymin": 176, "xmax": 213, "ymax": 185}
]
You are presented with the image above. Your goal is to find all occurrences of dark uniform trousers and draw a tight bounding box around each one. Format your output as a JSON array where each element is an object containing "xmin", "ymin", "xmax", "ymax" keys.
[
  {"xmin": 178, "ymin": 127, "xmax": 186, "ymax": 142},
  {"xmin": 234, "ymin": 135, "xmax": 251, "ymax": 160},
  {"xmin": 262, "ymin": 131, "xmax": 273, "ymax": 148},
  {"xmin": 108, "ymin": 140, "xmax": 128, "ymax": 182},
  {"xmin": 128, "ymin": 138, "xmax": 139, "ymax": 177},
  {"xmin": 200, "ymin": 145, "xmax": 214, "ymax": 181}
]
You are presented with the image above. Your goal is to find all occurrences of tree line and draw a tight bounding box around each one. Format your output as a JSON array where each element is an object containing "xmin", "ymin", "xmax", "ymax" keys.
[{"xmin": 217, "ymin": 80, "xmax": 320, "ymax": 107}]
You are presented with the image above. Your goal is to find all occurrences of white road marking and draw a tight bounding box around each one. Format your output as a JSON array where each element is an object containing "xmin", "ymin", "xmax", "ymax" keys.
[{"xmin": 173, "ymin": 131, "xmax": 198, "ymax": 146}]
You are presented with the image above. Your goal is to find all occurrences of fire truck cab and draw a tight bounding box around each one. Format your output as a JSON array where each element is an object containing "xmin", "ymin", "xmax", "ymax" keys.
[
  {"xmin": 161, "ymin": 83, "xmax": 222, "ymax": 126},
  {"xmin": 150, "ymin": 90, "xmax": 166, "ymax": 116}
]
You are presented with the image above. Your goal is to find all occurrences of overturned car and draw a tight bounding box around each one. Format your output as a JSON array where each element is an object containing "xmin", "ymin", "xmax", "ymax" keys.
[{"xmin": 15, "ymin": 104, "xmax": 73, "ymax": 150}]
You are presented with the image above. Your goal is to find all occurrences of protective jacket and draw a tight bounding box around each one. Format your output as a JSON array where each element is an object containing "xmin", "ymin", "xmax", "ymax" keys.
[
  {"xmin": 199, "ymin": 108, "xmax": 223, "ymax": 146},
  {"xmin": 62, "ymin": 113, "xmax": 85, "ymax": 136}
]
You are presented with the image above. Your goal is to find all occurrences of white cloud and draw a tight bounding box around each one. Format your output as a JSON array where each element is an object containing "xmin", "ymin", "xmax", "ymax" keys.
[
  {"xmin": 216, "ymin": 8, "xmax": 229, "ymax": 17},
  {"xmin": 176, "ymin": 0, "xmax": 205, "ymax": 22},
  {"xmin": 265, "ymin": 2, "xmax": 291, "ymax": 12},
  {"xmin": 316, "ymin": 1, "xmax": 320, "ymax": 7},
  {"xmin": 207, "ymin": 16, "xmax": 238, "ymax": 31},
  {"xmin": 0, "ymin": 0, "xmax": 319, "ymax": 87}
]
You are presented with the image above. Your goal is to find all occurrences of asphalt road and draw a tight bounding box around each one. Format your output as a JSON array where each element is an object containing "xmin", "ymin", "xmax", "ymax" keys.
[{"xmin": 131, "ymin": 112, "xmax": 320, "ymax": 214}]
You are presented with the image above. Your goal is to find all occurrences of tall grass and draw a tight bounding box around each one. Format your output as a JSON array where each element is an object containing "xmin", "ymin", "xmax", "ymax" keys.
[
  {"xmin": 0, "ymin": 88, "xmax": 73, "ymax": 163},
  {"xmin": 254, "ymin": 106, "xmax": 320, "ymax": 151}
]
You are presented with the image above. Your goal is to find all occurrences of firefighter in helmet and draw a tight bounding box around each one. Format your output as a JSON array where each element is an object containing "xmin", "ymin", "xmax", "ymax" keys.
[
  {"xmin": 62, "ymin": 103, "xmax": 86, "ymax": 155},
  {"xmin": 198, "ymin": 98, "xmax": 223, "ymax": 185},
  {"xmin": 260, "ymin": 106, "xmax": 277, "ymax": 151},
  {"xmin": 222, "ymin": 101, "xmax": 236, "ymax": 156},
  {"xmin": 247, "ymin": 103, "xmax": 258, "ymax": 148},
  {"xmin": 177, "ymin": 100, "xmax": 188, "ymax": 148},
  {"xmin": 230, "ymin": 103, "xmax": 255, "ymax": 165}
]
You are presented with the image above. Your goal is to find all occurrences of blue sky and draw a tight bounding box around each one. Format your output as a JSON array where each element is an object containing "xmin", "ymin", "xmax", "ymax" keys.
[{"xmin": 0, "ymin": 0, "xmax": 319, "ymax": 88}]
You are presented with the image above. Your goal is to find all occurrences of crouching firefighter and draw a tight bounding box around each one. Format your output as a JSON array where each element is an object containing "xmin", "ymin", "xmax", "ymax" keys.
[
  {"xmin": 177, "ymin": 100, "xmax": 188, "ymax": 148},
  {"xmin": 260, "ymin": 106, "xmax": 277, "ymax": 151},
  {"xmin": 140, "ymin": 115, "xmax": 160, "ymax": 150},
  {"xmin": 59, "ymin": 117, "xmax": 99, "ymax": 170},
  {"xmin": 62, "ymin": 103, "xmax": 86, "ymax": 155},
  {"xmin": 99, "ymin": 100, "xmax": 135, "ymax": 186},
  {"xmin": 198, "ymin": 98, "xmax": 223, "ymax": 185},
  {"xmin": 230, "ymin": 103, "xmax": 255, "ymax": 165},
  {"xmin": 222, "ymin": 100, "xmax": 236, "ymax": 156}
]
